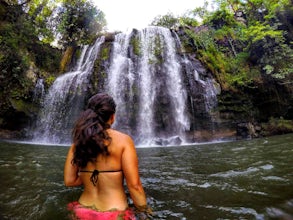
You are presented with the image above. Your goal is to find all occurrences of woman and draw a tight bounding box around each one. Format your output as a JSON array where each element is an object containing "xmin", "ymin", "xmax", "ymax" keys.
[{"xmin": 64, "ymin": 93, "xmax": 150, "ymax": 219}]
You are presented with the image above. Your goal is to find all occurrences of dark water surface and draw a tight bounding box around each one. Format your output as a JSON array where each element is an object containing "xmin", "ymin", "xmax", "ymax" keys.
[{"xmin": 0, "ymin": 134, "xmax": 293, "ymax": 219}]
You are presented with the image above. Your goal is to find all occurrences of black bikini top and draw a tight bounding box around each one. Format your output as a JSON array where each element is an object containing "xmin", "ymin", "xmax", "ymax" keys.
[{"xmin": 79, "ymin": 169, "xmax": 122, "ymax": 186}]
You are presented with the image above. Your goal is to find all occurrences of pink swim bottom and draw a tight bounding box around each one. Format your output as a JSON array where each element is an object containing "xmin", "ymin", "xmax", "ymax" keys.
[{"xmin": 67, "ymin": 201, "xmax": 136, "ymax": 220}]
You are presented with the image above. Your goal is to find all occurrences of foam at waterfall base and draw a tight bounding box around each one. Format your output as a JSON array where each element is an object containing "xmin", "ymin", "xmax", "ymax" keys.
[{"xmin": 137, "ymin": 135, "xmax": 183, "ymax": 147}]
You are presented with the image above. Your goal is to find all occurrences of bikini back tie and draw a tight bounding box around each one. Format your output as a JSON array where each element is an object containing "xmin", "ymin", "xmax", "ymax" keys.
[{"xmin": 80, "ymin": 169, "xmax": 122, "ymax": 186}]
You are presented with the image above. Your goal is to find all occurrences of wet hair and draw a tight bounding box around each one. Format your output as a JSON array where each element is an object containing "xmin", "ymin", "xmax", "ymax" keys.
[{"xmin": 72, "ymin": 93, "xmax": 116, "ymax": 168}]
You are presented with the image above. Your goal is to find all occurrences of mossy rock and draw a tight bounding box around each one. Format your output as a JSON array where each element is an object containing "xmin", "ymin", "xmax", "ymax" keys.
[
  {"xmin": 9, "ymin": 98, "xmax": 38, "ymax": 117},
  {"xmin": 261, "ymin": 117, "xmax": 293, "ymax": 136}
]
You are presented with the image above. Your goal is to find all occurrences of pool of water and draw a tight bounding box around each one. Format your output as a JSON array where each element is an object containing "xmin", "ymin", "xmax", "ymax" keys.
[{"xmin": 0, "ymin": 134, "xmax": 293, "ymax": 219}]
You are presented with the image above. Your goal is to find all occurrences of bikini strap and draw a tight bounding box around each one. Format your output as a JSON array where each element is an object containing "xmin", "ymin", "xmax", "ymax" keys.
[{"xmin": 80, "ymin": 169, "xmax": 122, "ymax": 186}]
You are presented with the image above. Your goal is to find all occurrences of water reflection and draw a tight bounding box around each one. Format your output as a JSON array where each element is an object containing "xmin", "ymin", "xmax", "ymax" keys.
[{"xmin": 0, "ymin": 134, "xmax": 293, "ymax": 219}]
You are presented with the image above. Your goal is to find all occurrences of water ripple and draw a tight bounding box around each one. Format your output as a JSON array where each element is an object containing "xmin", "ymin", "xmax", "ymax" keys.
[{"xmin": 210, "ymin": 166, "xmax": 260, "ymax": 178}]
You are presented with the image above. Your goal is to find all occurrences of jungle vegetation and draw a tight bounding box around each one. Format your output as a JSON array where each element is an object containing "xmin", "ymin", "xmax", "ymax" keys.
[
  {"xmin": 0, "ymin": 0, "xmax": 106, "ymax": 118},
  {"xmin": 151, "ymin": 0, "xmax": 293, "ymax": 90}
]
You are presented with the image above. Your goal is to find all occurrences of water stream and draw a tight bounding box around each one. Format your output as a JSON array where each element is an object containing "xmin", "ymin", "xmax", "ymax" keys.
[
  {"xmin": 1, "ymin": 134, "xmax": 292, "ymax": 219},
  {"xmin": 107, "ymin": 27, "xmax": 190, "ymax": 145},
  {"xmin": 32, "ymin": 37, "xmax": 105, "ymax": 144}
]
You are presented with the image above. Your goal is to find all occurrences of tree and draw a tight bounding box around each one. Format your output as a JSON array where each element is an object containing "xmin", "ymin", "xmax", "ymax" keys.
[
  {"xmin": 150, "ymin": 13, "xmax": 179, "ymax": 29},
  {"xmin": 178, "ymin": 11, "xmax": 199, "ymax": 28},
  {"xmin": 242, "ymin": 0, "xmax": 293, "ymax": 79},
  {"xmin": 205, "ymin": 8, "xmax": 237, "ymax": 29},
  {"xmin": 56, "ymin": 0, "xmax": 106, "ymax": 47},
  {"xmin": 23, "ymin": 0, "xmax": 59, "ymax": 43},
  {"xmin": 190, "ymin": 0, "xmax": 210, "ymax": 21}
]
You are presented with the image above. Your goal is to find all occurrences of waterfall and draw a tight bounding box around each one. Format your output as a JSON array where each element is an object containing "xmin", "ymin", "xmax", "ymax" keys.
[
  {"xmin": 107, "ymin": 31, "xmax": 136, "ymax": 134},
  {"xmin": 31, "ymin": 26, "xmax": 219, "ymax": 146},
  {"xmin": 31, "ymin": 37, "xmax": 105, "ymax": 144},
  {"xmin": 106, "ymin": 27, "xmax": 190, "ymax": 145},
  {"xmin": 32, "ymin": 78, "xmax": 45, "ymax": 103}
]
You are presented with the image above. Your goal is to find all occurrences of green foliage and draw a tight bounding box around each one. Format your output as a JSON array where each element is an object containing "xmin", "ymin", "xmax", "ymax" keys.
[
  {"xmin": 243, "ymin": 0, "xmax": 291, "ymax": 23},
  {"xmin": 185, "ymin": 27, "xmax": 253, "ymax": 90},
  {"xmin": 151, "ymin": 11, "xmax": 199, "ymax": 29},
  {"xmin": 150, "ymin": 13, "xmax": 179, "ymax": 29},
  {"xmin": 225, "ymin": 52, "xmax": 257, "ymax": 87},
  {"xmin": 45, "ymin": 75, "xmax": 56, "ymax": 87},
  {"xmin": 182, "ymin": 0, "xmax": 293, "ymax": 90},
  {"xmin": 0, "ymin": 20, "xmax": 30, "ymax": 93},
  {"xmin": 100, "ymin": 46, "xmax": 110, "ymax": 61},
  {"xmin": 153, "ymin": 35, "xmax": 163, "ymax": 64},
  {"xmin": 214, "ymin": 25, "xmax": 236, "ymax": 41},
  {"xmin": 9, "ymin": 98, "xmax": 38, "ymax": 115},
  {"xmin": 0, "ymin": 0, "xmax": 62, "ymax": 109},
  {"xmin": 205, "ymin": 8, "xmax": 237, "ymax": 29},
  {"xmin": 246, "ymin": 23, "xmax": 293, "ymax": 79},
  {"xmin": 57, "ymin": 0, "xmax": 106, "ymax": 47},
  {"xmin": 31, "ymin": 43, "xmax": 61, "ymax": 72},
  {"xmin": 190, "ymin": 0, "xmax": 210, "ymax": 21},
  {"xmin": 130, "ymin": 35, "xmax": 141, "ymax": 56},
  {"xmin": 244, "ymin": 22, "xmax": 284, "ymax": 43},
  {"xmin": 179, "ymin": 16, "xmax": 198, "ymax": 27},
  {"xmin": 24, "ymin": 0, "xmax": 59, "ymax": 43},
  {"xmin": 244, "ymin": 0, "xmax": 293, "ymax": 79}
]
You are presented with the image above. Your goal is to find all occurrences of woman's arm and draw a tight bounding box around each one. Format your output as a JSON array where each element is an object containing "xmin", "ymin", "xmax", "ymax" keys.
[
  {"xmin": 121, "ymin": 136, "xmax": 147, "ymax": 209},
  {"xmin": 64, "ymin": 144, "xmax": 83, "ymax": 187}
]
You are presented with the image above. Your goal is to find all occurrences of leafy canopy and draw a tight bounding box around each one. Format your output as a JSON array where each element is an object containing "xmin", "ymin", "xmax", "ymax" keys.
[{"xmin": 56, "ymin": 0, "xmax": 106, "ymax": 47}]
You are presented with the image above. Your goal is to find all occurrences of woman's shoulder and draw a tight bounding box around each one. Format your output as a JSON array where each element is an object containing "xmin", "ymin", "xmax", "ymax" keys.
[{"xmin": 108, "ymin": 129, "xmax": 134, "ymax": 145}]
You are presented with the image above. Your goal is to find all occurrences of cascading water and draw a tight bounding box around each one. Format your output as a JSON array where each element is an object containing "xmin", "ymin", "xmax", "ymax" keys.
[
  {"xmin": 106, "ymin": 31, "xmax": 136, "ymax": 135},
  {"xmin": 107, "ymin": 27, "xmax": 190, "ymax": 145},
  {"xmin": 32, "ymin": 78, "xmax": 45, "ymax": 103},
  {"xmin": 31, "ymin": 37, "xmax": 105, "ymax": 144},
  {"xmin": 31, "ymin": 26, "xmax": 219, "ymax": 145}
]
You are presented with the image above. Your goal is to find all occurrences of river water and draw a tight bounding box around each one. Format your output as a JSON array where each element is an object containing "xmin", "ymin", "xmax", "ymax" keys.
[{"xmin": 0, "ymin": 134, "xmax": 292, "ymax": 220}]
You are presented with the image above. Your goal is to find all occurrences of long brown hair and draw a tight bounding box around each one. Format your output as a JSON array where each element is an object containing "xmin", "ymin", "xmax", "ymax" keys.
[{"xmin": 72, "ymin": 93, "xmax": 116, "ymax": 168}]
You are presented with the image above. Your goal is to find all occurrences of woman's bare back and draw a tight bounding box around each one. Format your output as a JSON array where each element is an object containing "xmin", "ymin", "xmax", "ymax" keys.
[
  {"xmin": 64, "ymin": 93, "xmax": 148, "ymax": 217},
  {"xmin": 77, "ymin": 129, "xmax": 132, "ymax": 211}
]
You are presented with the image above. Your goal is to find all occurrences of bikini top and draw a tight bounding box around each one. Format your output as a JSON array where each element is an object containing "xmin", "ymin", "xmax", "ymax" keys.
[{"xmin": 79, "ymin": 169, "xmax": 122, "ymax": 186}]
